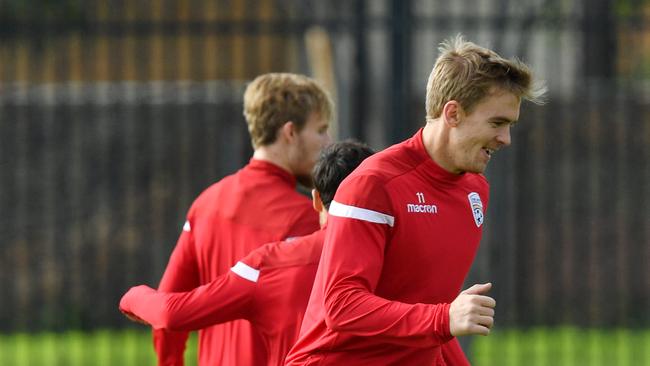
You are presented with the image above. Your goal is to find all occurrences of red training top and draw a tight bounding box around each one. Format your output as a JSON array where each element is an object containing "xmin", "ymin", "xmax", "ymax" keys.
[
  {"xmin": 286, "ymin": 129, "xmax": 489, "ymax": 365},
  {"xmin": 441, "ymin": 338, "xmax": 471, "ymax": 366},
  {"xmin": 121, "ymin": 229, "xmax": 326, "ymax": 366},
  {"xmin": 156, "ymin": 159, "xmax": 319, "ymax": 366}
]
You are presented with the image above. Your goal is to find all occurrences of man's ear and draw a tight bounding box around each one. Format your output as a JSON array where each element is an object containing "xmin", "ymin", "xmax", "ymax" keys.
[
  {"xmin": 312, "ymin": 189, "xmax": 324, "ymax": 212},
  {"xmin": 279, "ymin": 121, "xmax": 297, "ymax": 143},
  {"xmin": 442, "ymin": 101, "xmax": 462, "ymax": 127}
]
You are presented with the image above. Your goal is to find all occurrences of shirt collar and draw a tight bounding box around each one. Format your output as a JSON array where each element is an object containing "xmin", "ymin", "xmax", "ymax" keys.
[{"xmin": 247, "ymin": 158, "xmax": 297, "ymax": 186}]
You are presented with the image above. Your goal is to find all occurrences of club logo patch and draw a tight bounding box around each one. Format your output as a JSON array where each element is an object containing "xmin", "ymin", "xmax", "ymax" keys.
[{"xmin": 467, "ymin": 192, "xmax": 484, "ymax": 227}]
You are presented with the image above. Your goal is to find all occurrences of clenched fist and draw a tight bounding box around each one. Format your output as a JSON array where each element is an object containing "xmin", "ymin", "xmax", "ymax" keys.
[{"xmin": 449, "ymin": 283, "xmax": 496, "ymax": 336}]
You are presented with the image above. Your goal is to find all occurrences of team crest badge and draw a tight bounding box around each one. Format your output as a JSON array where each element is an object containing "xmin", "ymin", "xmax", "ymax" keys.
[{"xmin": 467, "ymin": 192, "xmax": 484, "ymax": 227}]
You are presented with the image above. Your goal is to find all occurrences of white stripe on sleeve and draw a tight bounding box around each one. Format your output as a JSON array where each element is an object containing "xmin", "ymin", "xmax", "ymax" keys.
[
  {"xmin": 329, "ymin": 200, "xmax": 395, "ymax": 227},
  {"xmin": 183, "ymin": 221, "xmax": 191, "ymax": 232},
  {"xmin": 230, "ymin": 261, "xmax": 260, "ymax": 283}
]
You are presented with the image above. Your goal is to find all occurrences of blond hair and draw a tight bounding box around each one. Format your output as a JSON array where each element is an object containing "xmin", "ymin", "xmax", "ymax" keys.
[
  {"xmin": 243, "ymin": 73, "xmax": 333, "ymax": 148},
  {"xmin": 426, "ymin": 35, "xmax": 546, "ymax": 120}
]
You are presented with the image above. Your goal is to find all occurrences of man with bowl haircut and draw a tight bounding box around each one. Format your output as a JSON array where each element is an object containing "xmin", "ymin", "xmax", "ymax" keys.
[
  {"xmin": 121, "ymin": 140, "xmax": 374, "ymax": 366},
  {"xmin": 285, "ymin": 35, "xmax": 546, "ymax": 365},
  {"xmin": 155, "ymin": 73, "xmax": 332, "ymax": 366}
]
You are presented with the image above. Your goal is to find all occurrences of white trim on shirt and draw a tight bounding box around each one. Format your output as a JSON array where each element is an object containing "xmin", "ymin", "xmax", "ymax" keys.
[
  {"xmin": 329, "ymin": 200, "xmax": 395, "ymax": 227},
  {"xmin": 230, "ymin": 261, "xmax": 260, "ymax": 283}
]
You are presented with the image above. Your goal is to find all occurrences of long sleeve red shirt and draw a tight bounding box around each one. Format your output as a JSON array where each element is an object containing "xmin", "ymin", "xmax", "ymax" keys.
[
  {"xmin": 285, "ymin": 129, "xmax": 489, "ymax": 365},
  {"xmin": 156, "ymin": 159, "xmax": 319, "ymax": 366},
  {"xmin": 121, "ymin": 229, "xmax": 325, "ymax": 366},
  {"xmin": 440, "ymin": 338, "xmax": 471, "ymax": 366}
]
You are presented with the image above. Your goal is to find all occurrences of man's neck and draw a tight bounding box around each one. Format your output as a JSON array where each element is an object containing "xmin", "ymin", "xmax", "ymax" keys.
[
  {"xmin": 422, "ymin": 120, "xmax": 458, "ymax": 174},
  {"xmin": 253, "ymin": 145, "xmax": 293, "ymax": 175}
]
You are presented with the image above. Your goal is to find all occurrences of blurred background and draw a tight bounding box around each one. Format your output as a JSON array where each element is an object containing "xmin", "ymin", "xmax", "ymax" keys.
[{"xmin": 0, "ymin": 0, "xmax": 648, "ymax": 365}]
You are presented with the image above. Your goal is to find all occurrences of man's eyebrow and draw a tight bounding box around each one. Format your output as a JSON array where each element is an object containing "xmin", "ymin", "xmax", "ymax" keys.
[{"xmin": 490, "ymin": 116, "xmax": 518, "ymax": 125}]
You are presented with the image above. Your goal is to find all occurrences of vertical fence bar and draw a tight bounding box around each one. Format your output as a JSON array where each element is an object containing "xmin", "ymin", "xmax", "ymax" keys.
[
  {"xmin": 558, "ymin": 93, "xmax": 576, "ymax": 365},
  {"xmin": 389, "ymin": 0, "xmax": 411, "ymax": 143},
  {"xmin": 587, "ymin": 87, "xmax": 604, "ymax": 366},
  {"xmin": 351, "ymin": 0, "xmax": 367, "ymax": 141}
]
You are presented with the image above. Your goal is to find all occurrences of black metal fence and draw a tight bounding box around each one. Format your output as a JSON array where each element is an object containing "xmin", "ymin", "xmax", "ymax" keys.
[
  {"xmin": 482, "ymin": 91, "xmax": 650, "ymax": 328},
  {"xmin": 0, "ymin": 81, "xmax": 251, "ymax": 331},
  {"xmin": 1, "ymin": 0, "xmax": 648, "ymax": 364}
]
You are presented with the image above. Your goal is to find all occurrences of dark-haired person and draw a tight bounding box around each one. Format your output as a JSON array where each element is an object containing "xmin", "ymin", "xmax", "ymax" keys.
[
  {"xmin": 154, "ymin": 73, "xmax": 332, "ymax": 366},
  {"xmin": 121, "ymin": 140, "xmax": 374, "ymax": 366},
  {"xmin": 286, "ymin": 35, "xmax": 546, "ymax": 366}
]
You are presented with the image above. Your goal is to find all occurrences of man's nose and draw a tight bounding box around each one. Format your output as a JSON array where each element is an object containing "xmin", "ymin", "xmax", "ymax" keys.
[{"xmin": 496, "ymin": 127, "xmax": 511, "ymax": 146}]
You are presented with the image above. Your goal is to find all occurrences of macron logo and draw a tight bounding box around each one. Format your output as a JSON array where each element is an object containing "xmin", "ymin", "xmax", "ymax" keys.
[
  {"xmin": 407, "ymin": 192, "xmax": 438, "ymax": 214},
  {"xmin": 407, "ymin": 204, "xmax": 438, "ymax": 213}
]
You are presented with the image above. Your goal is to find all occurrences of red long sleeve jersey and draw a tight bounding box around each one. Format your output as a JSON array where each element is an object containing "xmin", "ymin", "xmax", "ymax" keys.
[
  {"xmin": 285, "ymin": 129, "xmax": 489, "ymax": 366},
  {"xmin": 121, "ymin": 229, "xmax": 326, "ymax": 366},
  {"xmin": 441, "ymin": 338, "xmax": 471, "ymax": 366},
  {"xmin": 157, "ymin": 159, "xmax": 319, "ymax": 366}
]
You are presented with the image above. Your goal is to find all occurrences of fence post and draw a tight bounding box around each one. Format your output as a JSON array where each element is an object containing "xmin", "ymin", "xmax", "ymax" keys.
[{"xmin": 389, "ymin": 0, "xmax": 412, "ymax": 143}]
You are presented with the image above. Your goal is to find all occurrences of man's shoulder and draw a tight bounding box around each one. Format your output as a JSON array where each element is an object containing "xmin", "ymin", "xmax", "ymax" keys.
[
  {"xmin": 343, "ymin": 142, "xmax": 419, "ymax": 188},
  {"xmin": 223, "ymin": 230, "xmax": 323, "ymax": 287},
  {"xmin": 333, "ymin": 155, "xmax": 402, "ymax": 215},
  {"xmin": 251, "ymin": 229, "xmax": 325, "ymax": 269},
  {"xmin": 191, "ymin": 169, "xmax": 241, "ymax": 202},
  {"xmin": 189, "ymin": 165, "xmax": 310, "ymax": 212}
]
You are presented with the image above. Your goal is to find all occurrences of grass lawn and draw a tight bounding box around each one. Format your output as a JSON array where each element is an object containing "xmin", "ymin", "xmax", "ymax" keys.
[
  {"xmin": 0, "ymin": 328, "xmax": 197, "ymax": 366},
  {"xmin": 0, "ymin": 327, "xmax": 648, "ymax": 365},
  {"xmin": 471, "ymin": 327, "xmax": 650, "ymax": 366}
]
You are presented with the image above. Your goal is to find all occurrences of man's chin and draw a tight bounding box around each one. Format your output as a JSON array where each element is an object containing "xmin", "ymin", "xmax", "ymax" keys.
[
  {"xmin": 471, "ymin": 164, "xmax": 488, "ymax": 174},
  {"xmin": 462, "ymin": 163, "xmax": 487, "ymax": 174}
]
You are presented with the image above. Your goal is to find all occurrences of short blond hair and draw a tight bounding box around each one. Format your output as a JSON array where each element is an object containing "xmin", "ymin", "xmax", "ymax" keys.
[
  {"xmin": 426, "ymin": 35, "xmax": 546, "ymax": 120},
  {"xmin": 243, "ymin": 73, "xmax": 333, "ymax": 148}
]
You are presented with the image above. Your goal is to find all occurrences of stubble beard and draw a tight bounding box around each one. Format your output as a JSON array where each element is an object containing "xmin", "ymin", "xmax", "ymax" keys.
[
  {"xmin": 296, "ymin": 173, "xmax": 314, "ymax": 188},
  {"xmin": 293, "ymin": 138, "xmax": 316, "ymax": 188}
]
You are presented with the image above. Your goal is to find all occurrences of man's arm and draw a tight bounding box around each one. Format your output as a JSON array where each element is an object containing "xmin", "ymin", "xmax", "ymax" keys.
[
  {"xmin": 153, "ymin": 220, "xmax": 200, "ymax": 366},
  {"xmin": 321, "ymin": 176, "xmax": 494, "ymax": 348},
  {"xmin": 287, "ymin": 204, "xmax": 321, "ymax": 238},
  {"xmin": 440, "ymin": 338, "xmax": 471, "ymax": 366},
  {"xmin": 319, "ymin": 212, "xmax": 453, "ymax": 347},
  {"xmin": 120, "ymin": 268, "xmax": 256, "ymax": 331}
]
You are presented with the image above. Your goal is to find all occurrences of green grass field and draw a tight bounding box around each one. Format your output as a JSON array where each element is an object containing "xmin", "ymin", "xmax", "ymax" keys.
[
  {"xmin": 0, "ymin": 329, "xmax": 197, "ymax": 366},
  {"xmin": 0, "ymin": 327, "xmax": 648, "ymax": 365},
  {"xmin": 471, "ymin": 327, "xmax": 650, "ymax": 366}
]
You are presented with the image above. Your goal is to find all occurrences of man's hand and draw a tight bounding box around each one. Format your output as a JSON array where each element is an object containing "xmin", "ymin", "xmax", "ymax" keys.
[
  {"xmin": 449, "ymin": 283, "xmax": 495, "ymax": 337},
  {"xmin": 121, "ymin": 309, "xmax": 150, "ymax": 325},
  {"xmin": 119, "ymin": 285, "xmax": 156, "ymax": 326}
]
